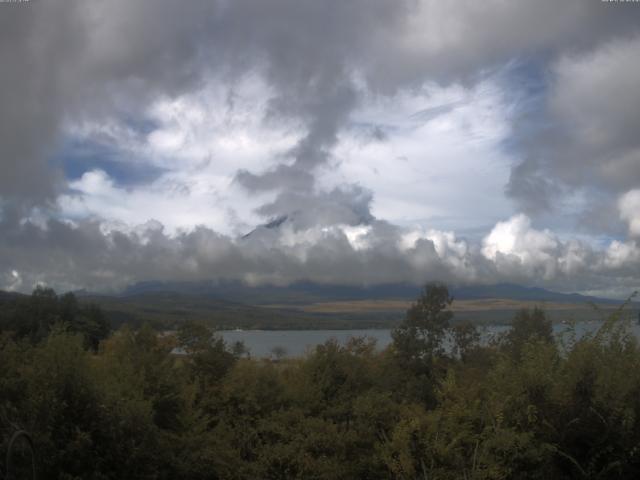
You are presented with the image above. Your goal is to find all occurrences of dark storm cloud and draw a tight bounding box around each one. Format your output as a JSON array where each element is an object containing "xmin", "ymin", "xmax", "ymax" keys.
[
  {"xmin": 0, "ymin": 0, "xmax": 214, "ymax": 205},
  {"xmin": 0, "ymin": 2, "xmax": 74, "ymax": 206},
  {"xmin": 506, "ymin": 159, "xmax": 560, "ymax": 214},
  {"xmin": 506, "ymin": 34, "xmax": 640, "ymax": 225}
]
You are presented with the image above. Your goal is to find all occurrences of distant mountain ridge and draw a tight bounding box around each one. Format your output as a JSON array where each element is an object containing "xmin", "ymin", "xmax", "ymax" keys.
[
  {"xmin": 115, "ymin": 280, "xmax": 626, "ymax": 306},
  {"xmin": 450, "ymin": 284, "xmax": 625, "ymax": 305},
  {"xmin": 4, "ymin": 282, "xmax": 635, "ymax": 331}
]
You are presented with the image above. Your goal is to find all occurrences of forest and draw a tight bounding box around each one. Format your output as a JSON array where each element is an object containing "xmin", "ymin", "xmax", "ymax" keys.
[{"xmin": 1, "ymin": 284, "xmax": 640, "ymax": 479}]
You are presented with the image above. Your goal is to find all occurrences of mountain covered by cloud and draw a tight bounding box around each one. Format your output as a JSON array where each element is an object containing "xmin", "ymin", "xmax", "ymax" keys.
[{"xmin": 1, "ymin": 0, "xmax": 639, "ymax": 298}]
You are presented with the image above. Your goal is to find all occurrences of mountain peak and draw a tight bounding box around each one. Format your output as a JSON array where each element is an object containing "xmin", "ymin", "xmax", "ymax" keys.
[{"xmin": 241, "ymin": 215, "xmax": 289, "ymax": 239}]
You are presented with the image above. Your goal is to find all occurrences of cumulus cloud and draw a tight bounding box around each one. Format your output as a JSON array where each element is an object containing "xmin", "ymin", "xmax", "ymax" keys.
[
  {"xmin": 481, "ymin": 214, "xmax": 596, "ymax": 282},
  {"xmin": 0, "ymin": 211, "xmax": 434, "ymax": 292},
  {"xmin": 620, "ymin": 189, "xmax": 640, "ymax": 238},
  {"xmin": 603, "ymin": 240, "xmax": 640, "ymax": 270},
  {"xmin": 0, "ymin": 207, "xmax": 638, "ymax": 299},
  {"xmin": 59, "ymin": 170, "xmax": 241, "ymax": 236}
]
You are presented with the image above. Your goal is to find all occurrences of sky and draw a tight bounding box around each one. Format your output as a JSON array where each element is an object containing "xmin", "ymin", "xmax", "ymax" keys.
[{"xmin": 1, "ymin": 0, "xmax": 640, "ymax": 297}]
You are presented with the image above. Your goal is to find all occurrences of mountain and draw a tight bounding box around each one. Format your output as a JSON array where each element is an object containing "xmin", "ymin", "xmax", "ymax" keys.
[
  {"xmin": 241, "ymin": 215, "xmax": 288, "ymax": 239},
  {"xmin": 450, "ymin": 283, "xmax": 625, "ymax": 305},
  {"xmin": 0, "ymin": 290, "xmax": 19, "ymax": 299},
  {"xmin": 81, "ymin": 290, "xmax": 399, "ymax": 330},
  {"xmin": 5, "ymin": 281, "xmax": 635, "ymax": 331},
  {"xmin": 117, "ymin": 280, "xmax": 626, "ymax": 305},
  {"xmin": 0, "ymin": 290, "xmax": 26, "ymax": 304}
]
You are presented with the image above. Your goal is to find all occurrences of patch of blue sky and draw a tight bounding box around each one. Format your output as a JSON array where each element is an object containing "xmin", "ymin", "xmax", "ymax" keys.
[
  {"xmin": 497, "ymin": 56, "xmax": 552, "ymax": 155},
  {"xmin": 52, "ymin": 138, "xmax": 166, "ymax": 188}
]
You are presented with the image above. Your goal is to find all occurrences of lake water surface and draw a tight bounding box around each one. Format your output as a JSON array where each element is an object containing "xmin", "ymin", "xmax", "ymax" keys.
[
  {"xmin": 220, "ymin": 329, "xmax": 398, "ymax": 358},
  {"xmin": 218, "ymin": 321, "xmax": 640, "ymax": 357},
  {"xmin": 219, "ymin": 321, "xmax": 640, "ymax": 358}
]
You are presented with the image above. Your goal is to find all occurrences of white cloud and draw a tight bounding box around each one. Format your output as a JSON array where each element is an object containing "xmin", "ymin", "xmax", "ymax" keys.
[
  {"xmin": 603, "ymin": 240, "xmax": 640, "ymax": 270},
  {"xmin": 5, "ymin": 270, "xmax": 22, "ymax": 292},
  {"xmin": 139, "ymin": 75, "xmax": 298, "ymax": 173},
  {"xmin": 482, "ymin": 214, "xmax": 561, "ymax": 279},
  {"xmin": 59, "ymin": 72, "xmax": 517, "ymax": 239},
  {"xmin": 1, "ymin": 208, "xmax": 639, "ymax": 297},
  {"xmin": 60, "ymin": 76, "xmax": 298, "ymax": 234},
  {"xmin": 59, "ymin": 169, "xmax": 257, "ymax": 236},
  {"xmin": 321, "ymin": 77, "xmax": 514, "ymax": 232},
  {"xmin": 482, "ymin": 214, "xmax": 556, "ymax": 260},
  {"xmin": 620, "ymin": 189, "xmax": 640, "ymax": 237}
]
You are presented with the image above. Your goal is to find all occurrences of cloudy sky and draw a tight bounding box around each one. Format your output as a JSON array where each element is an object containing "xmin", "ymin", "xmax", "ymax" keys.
[{"xmin": 1, "ymin": 0, "xmax": 640, "ymax": 297}]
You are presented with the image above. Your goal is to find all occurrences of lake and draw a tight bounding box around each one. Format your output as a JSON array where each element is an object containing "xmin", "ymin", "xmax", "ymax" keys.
[
  {"xmin": 219, "ymin": 320, "xmax": 640, "ymax": 358},
  {"xmin": 220, "ymin": 329, "xmax": 399, "ymax": 358}
]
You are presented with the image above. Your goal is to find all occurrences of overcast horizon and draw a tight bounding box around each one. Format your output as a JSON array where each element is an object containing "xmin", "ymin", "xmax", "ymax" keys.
[{"xmin": 1, "ymin": 0, "xmax": 640, "ymax": 298}]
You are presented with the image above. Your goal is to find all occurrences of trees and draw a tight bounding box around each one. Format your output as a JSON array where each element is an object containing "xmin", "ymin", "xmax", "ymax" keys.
[
  {"xmin": 177, "ymin": 321, "xmax": 237, "ymax": 390},
  {"xmin": 392, "ymin": 282, "xmax": 454, "ymax": 362},
  {"xmin": 451, "ymin": 321, "xmax": 480, "ymax": 361},
  {"xmin": 390, "ymin": 282, "xmax": 454, "ymax": 405},
  {"xmin": 270, "ymin": 345, "xmax": 288, "ymax": 361},
  {"xmin": 391, "ymin": 282, "xmax": 454, "ymax": 367},
  {"xmin": 5, "ymin": 284, "xmax": 640, "ymax": 478},
  {"xmin": 503, "ymin": 307, "xmax": 553, "ymax": 359},
  {"xmin": 0, "ymin": 288, "xmax": 110, "ymax": 350}
]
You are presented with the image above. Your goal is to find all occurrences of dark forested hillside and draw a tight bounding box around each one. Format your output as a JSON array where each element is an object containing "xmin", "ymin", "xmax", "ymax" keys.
[
  {"xmin": 1, "ymin": 285, "xmax": 640, "ymax": 479},
  {"xmin": 116, "ymin": 280, "xmax": 623, "ymax": 305},
  {"xmin": 74, "ymin": 282, "xmax": 635, "ymax": 331},
  {"xmin": 81, "ymin": 291, "xmax": 400, "ymax": 330}
]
